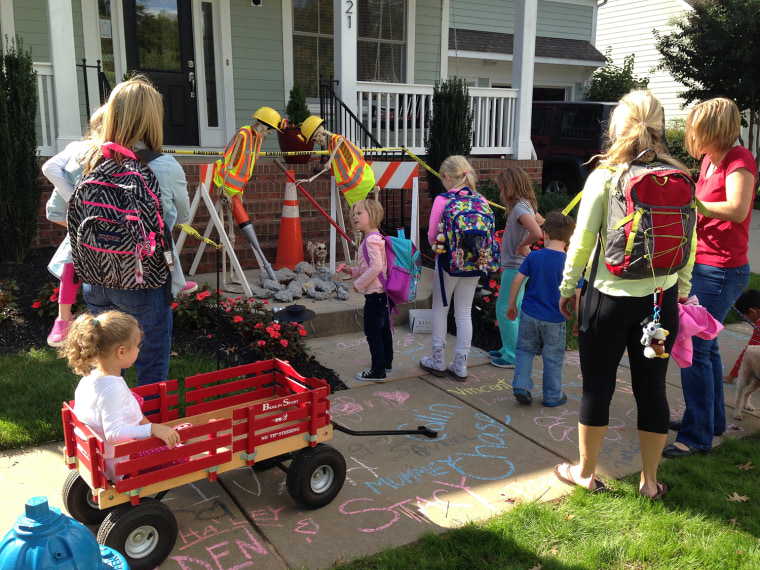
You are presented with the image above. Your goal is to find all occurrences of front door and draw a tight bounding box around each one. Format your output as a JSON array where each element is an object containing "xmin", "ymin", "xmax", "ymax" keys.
[{"xmin": 123, "ymin": 0, "xmax": 199, "ymax": 146}]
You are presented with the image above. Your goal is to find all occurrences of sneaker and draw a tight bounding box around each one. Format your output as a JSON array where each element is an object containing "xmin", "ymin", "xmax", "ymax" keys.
[
  {"xmin": 385, "ymin": 368, "xmax": 393, "ymax": 375},
  {"xmin": 47, "ymin": 317, "xmax": 73, "ymax": 347},
  {"xmin": 491, "ymin": 358, "xmax": 515, "ymax": 369},
  {"xmin": 355, "ymin": 369, "xmax": 386, "ymax": 382},
  {"xmin": 179, "ymin": 280, "xmax": 198, "ymax": 295},
  {"xmin": 488, "ymin": 350, "xmax": 502, "ymax": 359},
  {"xmin": 513, "ymin": 388, "xmax": 533, "ymax": 404},
  {"xmin": 543, "ymin": 392, "xmax": 568, "ymax": 407}
]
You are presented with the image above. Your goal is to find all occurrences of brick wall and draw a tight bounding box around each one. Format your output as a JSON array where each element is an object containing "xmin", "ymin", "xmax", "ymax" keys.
[{"xmin": 32, "ymin": 157, "xmax": 541, "ymax": 274}]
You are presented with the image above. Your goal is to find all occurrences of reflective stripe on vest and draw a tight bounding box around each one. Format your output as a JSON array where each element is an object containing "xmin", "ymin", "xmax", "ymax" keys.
[{"xmin": 212, "ymin": 126, "xmax": 263, "ymax": 196}]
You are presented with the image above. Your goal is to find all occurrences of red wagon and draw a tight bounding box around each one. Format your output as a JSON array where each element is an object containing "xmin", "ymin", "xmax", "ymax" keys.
[{"xmin": 61, "ymin": 359, "xmax": 341, "ymax": 569}]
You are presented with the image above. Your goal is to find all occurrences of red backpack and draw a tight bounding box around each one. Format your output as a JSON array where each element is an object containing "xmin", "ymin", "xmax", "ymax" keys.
[{"xmin": 603, "ymin": 151, "xmax": 697, "ymax": 279}]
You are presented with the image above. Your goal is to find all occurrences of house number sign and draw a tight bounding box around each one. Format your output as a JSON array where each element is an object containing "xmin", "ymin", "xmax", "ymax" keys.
[{"xmin": 346, "ymin": 0, "xmax": 353, "ymax": 28}]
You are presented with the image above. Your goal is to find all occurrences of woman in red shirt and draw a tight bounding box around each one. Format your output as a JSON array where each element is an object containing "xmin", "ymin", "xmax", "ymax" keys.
[{"xmin": 665, "ymin": 98, "xmax": 757, "ymax": 458}]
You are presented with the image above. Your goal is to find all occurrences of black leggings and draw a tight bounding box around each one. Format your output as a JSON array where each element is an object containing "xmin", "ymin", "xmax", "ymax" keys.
[{"xmin": 578, "ymin": 285, "xmax": 678, "ymax": 433}]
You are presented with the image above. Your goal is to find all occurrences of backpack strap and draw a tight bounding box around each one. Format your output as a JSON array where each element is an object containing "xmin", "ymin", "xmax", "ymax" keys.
[
  {"xmin": 361, "ymin": 231, "xmax": 396, "ymax": 331},
  {"xmin": 101, "ymin": 142, "xmax": 136, "ymax": 160},
  {"xmin": 135, "ymin": 148, "xmax": 163, "ymax": 163}
]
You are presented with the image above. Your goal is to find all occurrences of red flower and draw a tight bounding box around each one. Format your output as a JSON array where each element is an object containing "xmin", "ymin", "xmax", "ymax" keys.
[
  {"xmin": 299, "ymin": 329, "xmax": 307, "ymax": 337},
  {"xmin": 196, "ymin": 292, "xmax": 204, "ymax": 301},
  {"xmin": 254, "ymin": 322, "xmax": 264, "ymax": 330},
  {"xmin": 257, "ymin": 340, "xmax": 266, "ymax": 347},
  {"xmin": 483, "ymin": 296, "xmax": 491, "ymax": 303},
  {"xmin": 234, "ymin": 315, "xmax": 243, "ymax": 323},
  {"xmin": 53, "ymin": 287, "xmax": 60, "ymax": 294},
  {"xmin": 206, "ymin": 334, "xmax": 212, "ymax": 338},
  {"xmin": 280, "ymin": 339, "xmax": 288, "ymax": 347},
  {"xmin": 196, "ymin": 290, "xmax": 212, "ymax": 300},
  {"xmin": 489, "ymin": 279, "xmax": 497, "ymax": 289},
  {"xmin": 49, "ymin": 294, "xmax": 58, "ymax": 302},
  {"xmin": 171, "ymin": 302, "xmax": 178, "ymax": 310},
  {"xmin": 269, "ymin": 331, "xmax": 281, "ymax": 339},
  {"xmin": 262, "ymin": 300, "xmax": 269, "ymax": 305},
  {"xmin": 272, "ymin": 323, "xmax": 281, "ymax": 331},
  {"xmin": 32, "ymin": 301, "xmax": 41, "ymax": 309},
  {"xmin": 494, "ymin": 320, "xmax": 498, "ymax": 327}
]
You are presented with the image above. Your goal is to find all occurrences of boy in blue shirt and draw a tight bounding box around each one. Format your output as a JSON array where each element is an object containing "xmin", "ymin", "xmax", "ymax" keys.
[{"xmin": 506, "ymin": 211, "xmax": 582, "ymax": 406}]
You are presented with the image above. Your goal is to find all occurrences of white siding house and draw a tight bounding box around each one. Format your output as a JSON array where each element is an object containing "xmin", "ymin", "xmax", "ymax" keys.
[{"xmin": 596, "ymin": 0, "xmax": 694, "ymax": 121}]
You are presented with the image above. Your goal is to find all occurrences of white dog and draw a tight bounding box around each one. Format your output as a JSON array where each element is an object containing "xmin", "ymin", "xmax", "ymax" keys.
[
  {"xmin": 307, "ymin": 241, "xmax": 328, "ymax": 268},
  {"xmin": 734, "ymin": 344, "xmax": 760, "ymax": 420}
]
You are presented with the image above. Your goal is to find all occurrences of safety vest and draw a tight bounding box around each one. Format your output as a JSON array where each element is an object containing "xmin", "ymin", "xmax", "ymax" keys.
[
  {"xmin": 328, "ymin": 134, "xmax": 374, "ymax": 206},
  {"xmin": 212, "ymin": 126, "xmax": 263, "ymax": 197}
]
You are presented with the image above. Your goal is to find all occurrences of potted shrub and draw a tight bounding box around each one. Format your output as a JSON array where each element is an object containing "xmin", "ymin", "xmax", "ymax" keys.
[{"xmin": 278, "ymin": 83, "xmax": 314, "ymax": 164}]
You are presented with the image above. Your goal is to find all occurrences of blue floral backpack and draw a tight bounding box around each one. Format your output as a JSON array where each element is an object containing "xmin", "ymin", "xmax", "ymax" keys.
[{"xmin": 436, "ymin": 187, "xmax": 500, "ymax": 305}]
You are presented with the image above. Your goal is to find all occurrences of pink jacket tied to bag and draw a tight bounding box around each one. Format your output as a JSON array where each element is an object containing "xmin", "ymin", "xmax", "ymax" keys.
[{"xmin": 671, "ymin": 296, "xmax": 724, "ymax": 368}]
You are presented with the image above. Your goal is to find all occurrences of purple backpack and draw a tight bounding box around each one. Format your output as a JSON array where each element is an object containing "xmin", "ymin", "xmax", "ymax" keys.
[{"xmin": 362, "ymin": 230, "xmax": 422, "ymax": 305}]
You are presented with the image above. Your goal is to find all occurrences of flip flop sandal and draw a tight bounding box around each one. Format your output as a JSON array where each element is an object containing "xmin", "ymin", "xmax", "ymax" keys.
[
  {"xmin": 641, "ymin": 481, "xmax": 668, "ymax": 501},
  {"xmin": 553, "ymin": 463, "xmax": 606, "ymax": 493}
]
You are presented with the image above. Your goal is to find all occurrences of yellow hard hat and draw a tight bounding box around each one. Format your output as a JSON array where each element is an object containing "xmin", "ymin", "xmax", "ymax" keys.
[
  {"xmin": 253, "ymin": 107, "xmax": 283, "ymax": 132},
  {"xmin": 299, "ymin": 115, "xmax": 325, "ymax": 143}
]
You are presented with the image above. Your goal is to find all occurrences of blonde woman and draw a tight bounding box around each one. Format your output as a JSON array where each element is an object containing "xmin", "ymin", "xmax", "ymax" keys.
[
  {"xmin": 666, "ymin": 98, "xmax": 757, "ymax": 458},
  {"xmin": 555, "ymin": 90, "xmax": 696, "ymax": 499},
  {"xmin": 77, "ymin": 76, "xmax": 190, "ymax": 387}
]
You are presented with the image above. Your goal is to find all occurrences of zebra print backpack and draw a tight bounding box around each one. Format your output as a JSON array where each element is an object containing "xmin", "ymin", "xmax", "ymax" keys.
[{"xmin": 67, "ymin": 142, "xmax": 171, "ymax": 290}]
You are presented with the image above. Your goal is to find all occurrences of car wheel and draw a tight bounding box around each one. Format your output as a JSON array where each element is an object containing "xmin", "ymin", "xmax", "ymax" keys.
[{"xmin": 542, "ymin": 172, "xmax": 576, "ymax": 195}]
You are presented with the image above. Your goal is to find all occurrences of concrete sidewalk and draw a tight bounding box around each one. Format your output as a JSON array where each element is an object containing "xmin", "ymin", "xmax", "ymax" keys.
[{"xmin": 2, "ymin": 320, "xmax": 759, "ymax": 569}]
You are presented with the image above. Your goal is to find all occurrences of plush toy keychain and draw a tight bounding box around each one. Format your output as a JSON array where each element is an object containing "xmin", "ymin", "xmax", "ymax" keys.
[
  {"xmin": 434, "ymin": 221, "xmax": 446, "ymax": 255},
  {"xmin": 640, "ymin": 288, "xmax": 670, "ymax": 359}
]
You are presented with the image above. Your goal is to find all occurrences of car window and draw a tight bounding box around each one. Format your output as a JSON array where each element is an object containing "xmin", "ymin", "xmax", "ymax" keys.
[
  {"xmin": 559, "ymin": 108, "xmax": 600, "ymax": 141},
  {"xmin": 531, "ymin": 107, "xmax": 554, "ymax": 136}
]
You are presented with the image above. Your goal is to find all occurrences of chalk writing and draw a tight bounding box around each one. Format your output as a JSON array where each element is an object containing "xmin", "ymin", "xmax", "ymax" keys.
[
  {"xmin": 345, "ymin": 455, "xmax": 381, "ymax": 487},
  {"xmin": 365, "ymin": 460, "xmax": 450, "ymax": 494},
  {"xmin": 249, "ymin": 505, "xmax": 286, "ymax": 527},
  {"xmin": 294, "ymin": 517, "xmax": 319, "ymax": 543},
  {"xmin": 172, "ymin": 524, "xmax": 268, "ymax": 569},
  {"xmin": 330, "ymin": 396, "xmax": 364, "ymax": 423},
  {"xmin": 447, "ymin": 378, "xmax": 511, "ymax": 396},
  {"xmin": 502, "ymin": 473, "xmax": 564, "ymax": 500},
  {"xmin": 230, "ymin": 469, "xmax": 262, "ymax": 497},
  {"xmin": 336, "ymin": 338, "xmax": 368, "ymax": 350},
  {"xmin": 374, "ymin": 390, "xmax": 409, "ymax": 406},
  {"xmin": 396, "ymin": 403, "xmax": 461, "ymax": 441}
]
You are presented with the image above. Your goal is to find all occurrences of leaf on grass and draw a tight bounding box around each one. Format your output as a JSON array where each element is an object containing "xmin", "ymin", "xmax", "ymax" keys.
[
  {"xmin": 727, "ymin": 492, "xmax": 750, "ymax": 503},
  {"xmin": 549, "ymin": 547, "xmax": 559, "ymax": 555},
  {"xmin": 529, "ymin": 566, "xmax": 542, "ymax": 570},
  {"xmin": 736, "ymin": 461, "xmax": 755, "ymax": 471},
  {"xmin": 564, "ymin": 512, "xmax": 575, "ymax": 521},
  {"xmin": 170, "ymin": 350, "xmax": 178, "ymax": 357},
  {"xmin": 729, "ymin": 518, "xmax": 741, "ymax": 529}
]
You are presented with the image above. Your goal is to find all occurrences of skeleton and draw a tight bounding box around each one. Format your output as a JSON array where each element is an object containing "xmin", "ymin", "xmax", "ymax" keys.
[{"xmin": 307, "ymin": 241, "xmax": 328, "ymax": 268}]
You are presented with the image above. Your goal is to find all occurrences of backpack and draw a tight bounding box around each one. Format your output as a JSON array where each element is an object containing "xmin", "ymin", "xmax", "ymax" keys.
[
  {"xmin": 67, "ymin": 142, "xmax": 171, "ymax": 290},
  {"xmin": 603, "ymin": 152, "xmax": 697, "ymax": 279},
  {"xmin": 362, "ymin": 230, "xmax": 422, "ymax": 305},
  {"xmin": 438, "ymin": 187, "xmax": 500, "ymax": 277}
]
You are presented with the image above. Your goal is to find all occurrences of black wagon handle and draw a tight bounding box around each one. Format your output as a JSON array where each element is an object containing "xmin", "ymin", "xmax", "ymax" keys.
[{"xmin": 331, "ymin": 421, "xmax": 438, "ymax": 439}]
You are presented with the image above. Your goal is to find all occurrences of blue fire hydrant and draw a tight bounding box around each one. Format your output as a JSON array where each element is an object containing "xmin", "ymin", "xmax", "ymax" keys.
[{"xmin": 0, "ymin": 496, "xmax": 128, "ymax": 569}]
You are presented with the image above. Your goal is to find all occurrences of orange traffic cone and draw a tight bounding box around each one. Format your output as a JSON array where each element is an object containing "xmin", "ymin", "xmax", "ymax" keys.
[{"xmin": 274, "ymin": 170, "xmax": 304, "ymax": 269}]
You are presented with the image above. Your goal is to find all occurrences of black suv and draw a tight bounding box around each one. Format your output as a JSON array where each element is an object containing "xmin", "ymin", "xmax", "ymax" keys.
[{"xmin": 531, "ymin": 101, "xmax": 616, "ymax": 194}]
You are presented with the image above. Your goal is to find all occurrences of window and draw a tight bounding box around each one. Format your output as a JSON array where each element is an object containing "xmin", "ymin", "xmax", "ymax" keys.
[
  {"xmin": 357, "ymin": 0, "xmax": 406, "ymax": 84},
  {"xmin": 98, "ymin": 0, "xmax": 116, "ymax": 88},
  {"xmin": 292, "ymin": 0, "xmax": 406, "ymax": 98}
]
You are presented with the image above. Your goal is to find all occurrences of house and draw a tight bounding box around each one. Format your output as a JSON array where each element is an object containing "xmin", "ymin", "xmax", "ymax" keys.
[
  {"xmin": 596, "ymin": 0, "xmax": 695, "ymax": 122},
  {"xmin": 0, "ymin": 0, "xmax": 605, "ymax": 270}
]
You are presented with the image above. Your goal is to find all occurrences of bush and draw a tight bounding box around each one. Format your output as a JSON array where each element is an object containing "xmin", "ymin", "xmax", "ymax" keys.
[
  {"xmin": 0, "ymin": 280, "xmax": 19, "ymax": 323},
  {"xmin": 31, "ymin": 282, "xmax": 87, "ymax": 319},
  {"xmin": 0, "ymin": 37, "xmax": 41, "ymax": 262},
  {"xmin": 585, "ymin": 51, "xmax": 649, "ymax": 103},
  {"xmin": 665, "ymin": 117, "xmax": 700, "ymax": 179},
  {"xmin": 285, "ymin": 83, "xmax": 311, "ymax": 127},
  {"xmin": 425, "ymin": 77, "xmax": 473, "ymax": 198}
]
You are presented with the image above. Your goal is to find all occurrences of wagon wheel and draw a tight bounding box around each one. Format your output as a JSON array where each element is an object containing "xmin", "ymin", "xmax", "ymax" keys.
[
  {"xmin": 62, "ymin": 470, "xmax": 113, "ymax": 525},
  {"xmin": 97, "ymin": 498, "xmax": 177, "ymax": 570},
  {"xmin": 286, "ymin": 444, "xmax": 346, "ymax": 508}
]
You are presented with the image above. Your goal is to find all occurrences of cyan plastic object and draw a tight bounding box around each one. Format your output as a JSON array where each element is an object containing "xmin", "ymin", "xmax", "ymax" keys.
[{"xmin": 0, "ymin": 496, "xmax": 128, "ymax": 569}]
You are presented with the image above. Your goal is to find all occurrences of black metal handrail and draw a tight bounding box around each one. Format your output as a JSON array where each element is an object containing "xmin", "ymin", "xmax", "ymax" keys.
[
  {"xmin": 76, "ymin": 59, "xmax": 112, "ymax": 119},
  {"xmin": 318, "ymin": 76, "xmax": 404, "ymax": 162}
]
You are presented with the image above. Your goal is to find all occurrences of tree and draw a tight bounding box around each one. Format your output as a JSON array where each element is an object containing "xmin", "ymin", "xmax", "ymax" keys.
[
  {"xmin": 424, "ymin": 77, "xmax": 473, "ymax": 198},
  {"xmin": 654, "ymin": 0, "xmax": 760, "ymax": 155},
  {"xmin": 585, "ymin": 51, "xmax": 649, "ymax": 102}
]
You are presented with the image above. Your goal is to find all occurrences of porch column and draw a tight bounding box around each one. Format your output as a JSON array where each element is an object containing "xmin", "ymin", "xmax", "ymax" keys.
[
  {"xmin": 334, "ymin": 0, "xmax": 357, "ymax": 115},
  {"xmin": 512, "ymin": 0, "xmax": 537, "ymax": 160},
  {"xmin": 47, "ymin": 0, "xmax": 82, "ymax": 148}
]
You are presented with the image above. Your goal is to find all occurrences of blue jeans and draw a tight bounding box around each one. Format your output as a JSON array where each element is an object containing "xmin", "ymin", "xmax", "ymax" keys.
[
  {"xmin": 677, "ymin": 263, "xmax": 750, "ymax": 450},
  {"xmin": 512, "ymin": 312, "xmax": 566, "ymax": 403},
  {"xmin": 364, "ymin": 293, "xmax": 393, "ymax": 373},
  {"xmin": 83, "ymin": 283, "xmax": 173, "ymax": 387},
  {"xmin": 495, "ymin": 268, "xmax": 525, "ymax": 364}
]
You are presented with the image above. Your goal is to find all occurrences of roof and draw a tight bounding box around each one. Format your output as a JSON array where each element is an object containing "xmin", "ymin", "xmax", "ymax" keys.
[{"xmin": 449, "ymin": 28, "xmax": 607, "ymax": 63}]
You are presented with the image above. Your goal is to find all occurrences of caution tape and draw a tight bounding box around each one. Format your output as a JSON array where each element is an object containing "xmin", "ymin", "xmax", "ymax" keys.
[
  {"xmin": 162, "ymin": 145, "xmax": 507, "ymax": 210},
  {"xmin": 174, "ymin": 224, "xmax": 222, "ymax": 249}
]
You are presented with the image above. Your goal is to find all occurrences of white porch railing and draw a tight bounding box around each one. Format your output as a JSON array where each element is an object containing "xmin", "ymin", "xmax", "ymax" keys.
[
  {"xmin": 34, "ymin": 62, "xmax": 56, "ymax": 157},
  {"xmin": 357, "ymin": 81, "xmax": 518, "ymax": 155}
]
